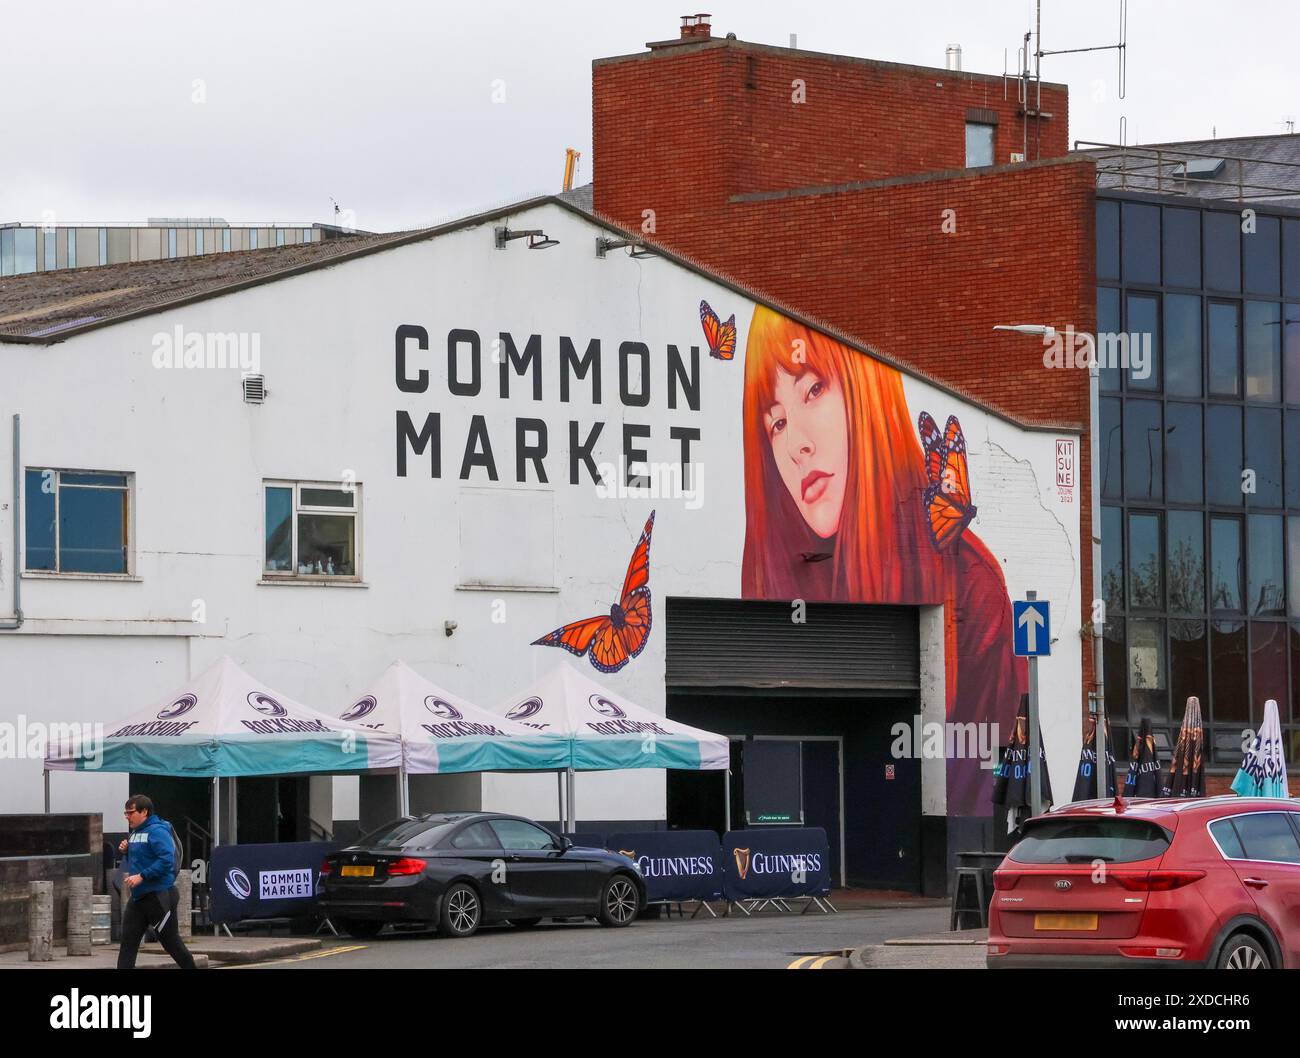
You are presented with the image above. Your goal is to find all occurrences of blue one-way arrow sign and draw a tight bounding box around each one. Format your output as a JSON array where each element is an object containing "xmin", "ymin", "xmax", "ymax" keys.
[{"xmin": 1013, "ymin": 600, "xmax": 1051, "ymax": 657}]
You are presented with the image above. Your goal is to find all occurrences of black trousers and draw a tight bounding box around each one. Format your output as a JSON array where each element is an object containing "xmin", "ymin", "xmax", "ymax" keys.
[{"xmin": 118, "ymin": 886, "xmax": 196, "ymax": 970}]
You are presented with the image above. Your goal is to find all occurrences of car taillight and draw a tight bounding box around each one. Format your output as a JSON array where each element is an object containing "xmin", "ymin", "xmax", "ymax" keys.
[
  {"xmin": 987, "ymin": 943, "xmax": 1009, "ymax": 956},
  {"xmin": 1119, "ymin": 946, "xmax": 1184, "ymax": 959},
  {"xmin": 1112, "ymin": 870, "xmax": 1205, "ymax": 891},
  {"xmin": 319, "ymin": 858, "xmax": 333, "ymax": 875},
  {"xmin": 992, "ymin": 871, "xmax": 1021, "ymax": 891},
  {"xmin": 386, "ymin": 857, "xmax": 426, "ymax": 876}
]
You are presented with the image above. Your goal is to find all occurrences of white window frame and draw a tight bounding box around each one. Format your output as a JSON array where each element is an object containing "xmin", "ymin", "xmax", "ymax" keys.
[
  {"xmin": 262, "ymin": 480, "xmax": 362, "ymax": 582},
  {"xmin": 24, "ymin": 467, "xmax": 135, "ymax": 579}
]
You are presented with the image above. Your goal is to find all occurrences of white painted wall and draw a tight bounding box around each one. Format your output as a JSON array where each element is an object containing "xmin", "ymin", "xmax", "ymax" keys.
[{"xmin": 0, "ymin": 201, "xmax": 1081, "ymax": 825}]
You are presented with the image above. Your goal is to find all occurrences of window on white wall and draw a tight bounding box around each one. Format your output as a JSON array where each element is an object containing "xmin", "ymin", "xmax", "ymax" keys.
[
  {"xmin": 264, "ymin": 481, "xmax": 360, "ymax": 579},
  {"xmin": 25, "ymin": 469, "xmax": 132, "ymax": 575}
]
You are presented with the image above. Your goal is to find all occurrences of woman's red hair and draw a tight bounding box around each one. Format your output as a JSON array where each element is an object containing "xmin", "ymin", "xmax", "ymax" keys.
[{"xmin": 741, "ymin": 305, "xmax": 947, "ymax": 604}]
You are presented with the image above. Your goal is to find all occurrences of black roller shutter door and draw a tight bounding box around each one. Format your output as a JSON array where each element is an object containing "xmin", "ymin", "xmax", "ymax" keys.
[{"xmin": 665, "ymin": 596, "xmax": 919, "ymax": 691}]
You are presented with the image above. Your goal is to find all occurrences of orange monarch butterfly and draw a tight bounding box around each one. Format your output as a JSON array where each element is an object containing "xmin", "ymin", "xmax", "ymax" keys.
[
  {"xmin": 531, "ymin": 512, "xmax": 655, "ymax": 673},
  {"xmin": 699, "ymin": 300, "xmax": 737, "ymax": 360},
  {"xmin": 918, "ymin": 411, "xmax": 976, "ymax": 551}
]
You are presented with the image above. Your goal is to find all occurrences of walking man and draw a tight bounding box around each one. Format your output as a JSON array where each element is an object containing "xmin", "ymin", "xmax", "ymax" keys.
[{"xmin": 117, "ymin": 794, "xmax": 197, "ymax": 970}]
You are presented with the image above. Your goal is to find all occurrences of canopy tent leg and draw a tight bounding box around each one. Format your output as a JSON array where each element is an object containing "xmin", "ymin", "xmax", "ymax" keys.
[
  {"xmin": 566, "ymin": 767, "xmax": 576, "ymax": 833},
  {"xmin": 211, "ymin": 777, "xmax": 220, "ymax": 937},
  {"xmin": 556, "ymin": 771, "xmax": 565, "ymax": 833},
  {"xmin": 399, "ymin": 767, "xmax": 409, "ymax": 817},
  {"xmin": 43, "ymin": 769, "xmax": 50, "ymax": 814},
  {"xmin": 723, "ymin": 768, "xmax": 731, "ymax": 834}
]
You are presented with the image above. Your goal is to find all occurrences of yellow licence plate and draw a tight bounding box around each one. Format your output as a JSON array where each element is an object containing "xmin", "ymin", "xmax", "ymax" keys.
[
  {"xmin": 340, "ymin": 865, "xmax": 374, "ymax": 878},
  {"xmin": 1034, "ymin": 913, "xmax": 1098, "ymax": 931}
]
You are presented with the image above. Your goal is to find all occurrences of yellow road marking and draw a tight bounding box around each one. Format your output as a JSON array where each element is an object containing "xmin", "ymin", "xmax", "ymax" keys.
[
  {"xmin": 809, "ymin": 955, "xmax": 837, "ymax": 970},
  {"xmin": 787, "ymin": 955, "xmax": 816, "ymax": 969},
  {"xmin": 220, "ymin": 943, "xmax": 366, "ymax": 968}
]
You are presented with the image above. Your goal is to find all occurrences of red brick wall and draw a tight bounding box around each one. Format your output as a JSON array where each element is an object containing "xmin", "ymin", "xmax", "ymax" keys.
[{"xmin": 593, "ymin": 39, "xmax": 1070, "ymax": 248}]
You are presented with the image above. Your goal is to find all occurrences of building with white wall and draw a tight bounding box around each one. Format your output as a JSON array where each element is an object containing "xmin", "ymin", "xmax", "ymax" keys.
[{"xmin": 0, "ymin": 197, "xmax": 1082, "ymax": 892}]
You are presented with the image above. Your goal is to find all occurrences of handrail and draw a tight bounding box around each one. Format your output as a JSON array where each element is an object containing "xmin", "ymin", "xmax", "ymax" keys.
[{"xmin": 1076, "ymin": 140, "xmax": 1300, "ymax": 202}]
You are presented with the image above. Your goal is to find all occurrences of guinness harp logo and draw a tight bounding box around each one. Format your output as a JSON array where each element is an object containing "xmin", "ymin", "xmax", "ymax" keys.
[{"xmin": 732, "ymin": 847, "xmax": 751, "ymax": 880}]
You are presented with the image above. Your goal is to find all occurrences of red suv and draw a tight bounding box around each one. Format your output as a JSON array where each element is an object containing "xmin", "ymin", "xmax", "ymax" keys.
[{"xmin": 987, "ymin": 796, "xmax": 1300, "ymax": 969}]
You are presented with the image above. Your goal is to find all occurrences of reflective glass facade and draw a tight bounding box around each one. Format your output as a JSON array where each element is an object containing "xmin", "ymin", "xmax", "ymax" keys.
[{"xmin": 1098, "ymin": 194, "xmax": 1300, "ymax": 763}]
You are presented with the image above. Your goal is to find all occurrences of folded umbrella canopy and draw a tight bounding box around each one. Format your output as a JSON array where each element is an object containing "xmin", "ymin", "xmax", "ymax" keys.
[
  {"xmin": 497, "ymin": 665, "xmax": 729, "ymax": 772},
  {"xmin": 1162, "ymin": 696, "xmax": 1205, "ymax": 798},
  {"xmin": 341, "ymin": 661, "xmax": 569, "ymax": 774},
  {"xmin": 992, "ymin": 693, "xmax": 1054, "ymax": 833},
  {"xmin": 1071, "ymin": 713, "xmax": 1117, "ymax": 801},
  {"xmin": 1231, "ymin": 699, "xmax": 1290, "ymax": 798},
  {"xmin": 44, "ymin": 655, "xmax": 402, "ymax": 777},
  {"xmin": 1123, "ymin": 718, "xmax": 1163, "ymax": 798}
]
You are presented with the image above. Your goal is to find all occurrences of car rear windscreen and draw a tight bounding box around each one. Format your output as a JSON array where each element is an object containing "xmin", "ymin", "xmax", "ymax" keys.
[
  {"xmin": 1008, "ymin": 818, "xmax": 1171, "ymax": 864},
  {"xmin": 354, "ymin": 818, "xmax": 461, "ymax": 849}
]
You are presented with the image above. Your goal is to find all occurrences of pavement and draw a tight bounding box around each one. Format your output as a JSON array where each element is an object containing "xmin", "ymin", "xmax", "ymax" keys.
[
  {"xmin": 0, "ymin": 935, "xmax": 321, "ymax": 970},
  {"xmin": 850, "ymin": 926, "xmax": 988, "ymax": 970}
]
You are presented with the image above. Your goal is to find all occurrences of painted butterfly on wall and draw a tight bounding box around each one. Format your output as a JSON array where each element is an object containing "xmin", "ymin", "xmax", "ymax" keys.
[
  {"xmin": 917, "ymin": 411, "xmax": 977, "ymax": 551},
  {"xmin": 531, "ymin": 511, "xmax": 655, "ymax": 673},
  {"xmin": 699, "ymin": 300, "xmax": 736, "ymax": 360}
]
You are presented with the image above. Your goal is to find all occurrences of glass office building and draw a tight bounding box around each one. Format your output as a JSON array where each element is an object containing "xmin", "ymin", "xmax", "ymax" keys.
[{"xmin": 1097, "ymin": 192, "xmax": 1300, "ymax": 765}]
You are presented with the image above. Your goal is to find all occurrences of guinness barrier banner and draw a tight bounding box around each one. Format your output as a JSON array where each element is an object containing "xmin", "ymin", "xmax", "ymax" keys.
[
  {"xmin": 210, "ymin": 841, "xmax": 340, "ymax": 924},
  {"xmin": 722, "ymin": 827, "xmax": 831, "ymax": 900},
  {"xmin": 605, "ymin": 830, "xmax": 722, "ymax": 903}
]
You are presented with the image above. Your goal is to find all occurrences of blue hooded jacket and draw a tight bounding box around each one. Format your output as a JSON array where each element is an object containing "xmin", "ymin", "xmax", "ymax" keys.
[{"xmin": 124, "ymin": 813, "xmax": 179, "ymax": 900}]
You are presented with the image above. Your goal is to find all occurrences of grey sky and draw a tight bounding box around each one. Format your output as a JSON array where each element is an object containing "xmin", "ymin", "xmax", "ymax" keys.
[{"xmin": 2, "ymin": 0, "xmax": 1296, "ymax": 233}]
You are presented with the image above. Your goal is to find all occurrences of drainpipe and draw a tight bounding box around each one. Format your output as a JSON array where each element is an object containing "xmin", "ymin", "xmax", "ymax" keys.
[{"xmin": 1, "ymin": 414, "xmax": 22, "ymax": 630}]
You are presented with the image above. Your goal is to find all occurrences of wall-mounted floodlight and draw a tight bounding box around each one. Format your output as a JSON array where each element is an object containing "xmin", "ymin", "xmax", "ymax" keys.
[
  {"xmin": 596, "ymin": 236, "xmax": 656, "ymax": 259},
  {"xmin": 495, "ymin": 227, "xmax": 559, "ymax": 249},
  {"xmin": 992, "ymin": 324, "xmax": 1057, "ymax": 338}
]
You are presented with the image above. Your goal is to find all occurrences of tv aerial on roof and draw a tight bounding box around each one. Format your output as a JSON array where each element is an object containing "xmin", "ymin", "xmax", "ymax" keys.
[{"xmin": 1004, "ymin": 0, "xmax": 1128, "ymax": 162}]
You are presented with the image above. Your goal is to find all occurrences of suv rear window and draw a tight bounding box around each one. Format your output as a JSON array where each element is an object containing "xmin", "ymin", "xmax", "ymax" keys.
[{"xmin": 1009, "ymin": 817, "xmax": 1171, "ymax": 864}]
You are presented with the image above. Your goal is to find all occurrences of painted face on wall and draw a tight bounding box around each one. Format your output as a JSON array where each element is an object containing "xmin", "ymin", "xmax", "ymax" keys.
[{"xmin": 762, "ymin": 367, "xmax": 849, "ymax": 538}]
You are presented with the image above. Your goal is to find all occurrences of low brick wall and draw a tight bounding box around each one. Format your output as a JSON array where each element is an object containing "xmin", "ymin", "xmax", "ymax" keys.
[{"xmin": 0, "ymin": 815, "xmax": 103, "ymax": 949}]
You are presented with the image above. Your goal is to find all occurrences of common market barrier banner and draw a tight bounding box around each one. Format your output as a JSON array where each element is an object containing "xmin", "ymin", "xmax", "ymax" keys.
[
  {"xmin": 210, "ymin": 841, "xmax": 340, "ymax": 924},
  {"xmin": 605, "ymin": 830, "xmax": 723, "ymax": 903},
  {"xmin": 722, "ymin": 827, "xmax": 831, "ymax": 901}
]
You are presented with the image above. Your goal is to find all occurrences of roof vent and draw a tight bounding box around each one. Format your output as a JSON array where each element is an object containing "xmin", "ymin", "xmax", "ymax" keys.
[
  {"xmin": 1179, "ymin": 158, "xmax": 1226, "ymax": 180},
  {"xmin": 946, "ymin": 44, "xmax": 962, "ymax": 71},
  {"xmin": 242, "ymin": 373, "xmax": 266, "ymax": 404}
]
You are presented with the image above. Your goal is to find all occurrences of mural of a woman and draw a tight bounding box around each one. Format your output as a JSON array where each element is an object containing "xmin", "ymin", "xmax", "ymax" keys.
[{"xmin": 740, "ymin": 305, "xmax": 1026, "ymax": 816}]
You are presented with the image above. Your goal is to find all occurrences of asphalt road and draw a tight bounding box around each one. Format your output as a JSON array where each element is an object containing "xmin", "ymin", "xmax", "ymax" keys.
[{"xmin": 230, "ymin": 905, "xmax": 952, "ymax": 970}]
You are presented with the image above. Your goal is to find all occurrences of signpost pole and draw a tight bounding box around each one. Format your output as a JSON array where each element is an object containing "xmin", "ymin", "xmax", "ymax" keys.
[
  {"xmin": 1026, "ymin": 591, "xmax": 1043, "ymax": 819},
  {"xmin": 1094, "ymin": 696, "xmax": 1107, "ymax": 798}
]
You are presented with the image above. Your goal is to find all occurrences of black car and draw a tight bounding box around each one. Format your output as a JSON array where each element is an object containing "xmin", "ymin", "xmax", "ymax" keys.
[{"xmin": 319, "ymin": 812, "xmax": 646, "ymax": 938}]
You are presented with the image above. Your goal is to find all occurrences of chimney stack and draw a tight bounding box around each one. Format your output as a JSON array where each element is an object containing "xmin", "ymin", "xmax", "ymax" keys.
[
  {"xmin": 945, "ymin": 44, "xmax": 962, "ymax": 71},
  {"xmin": 680, "ymin": 13, "xmax": 712, "ymax": 40}
]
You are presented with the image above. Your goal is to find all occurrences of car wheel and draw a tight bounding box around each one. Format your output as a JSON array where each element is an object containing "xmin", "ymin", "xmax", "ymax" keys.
[
  {"xmin": 1217, "ymin": 934, "xmax": 1270, "ymax": 969},
  {"xmin": 597, "ymin": 874, "xmax": 639, "ymax": 928},
  {"xmin": 509, "ymin": 917, "xmax": 543, "ymax": 928},
  {"xmin": 338, "ymin": 919, "xmax": 384, "ymax": 940},
  {"xmin": 437, "ymin": 883, "xmax": 482, "ymax": 938}
]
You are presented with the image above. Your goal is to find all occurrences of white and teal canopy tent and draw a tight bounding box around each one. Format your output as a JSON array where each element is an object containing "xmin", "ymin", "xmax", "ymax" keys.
[
  {"xmin": 43, "ymin": 655, "xmax": 403, "ymax": 841},
  {"xmin": 45, "ymin": 655, "xmax": 402, "ymax": 777},
  {"xmin": 340, "ymin": 661, "xmax": 571, "ymax": 814},
  {"xmin": 496, "ymin": 665, "xmax": 729, "ymax": 831}
]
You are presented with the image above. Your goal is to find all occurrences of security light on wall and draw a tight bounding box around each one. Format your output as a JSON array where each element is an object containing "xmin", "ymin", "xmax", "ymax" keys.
[
  {"xmin": 992, "ymin": 324, "xmax": 1056, "ymax": 338},
  {"xmin": 494, "ymin": 227, "xmax": 558, "ymax": 249},
  {"xmin": 595, "ymin": 236, "xmax": 656, "ymax": 259}
]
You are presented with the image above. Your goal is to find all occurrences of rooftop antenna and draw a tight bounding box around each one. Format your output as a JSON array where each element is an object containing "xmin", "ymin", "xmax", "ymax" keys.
[
  {"xmin": 1014, "ymin": 0, "xmax": 1127, "ymax": 160},
  {"xmin": 329, "ymin": 196, "xmax": 342, "ymax": 218}
]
